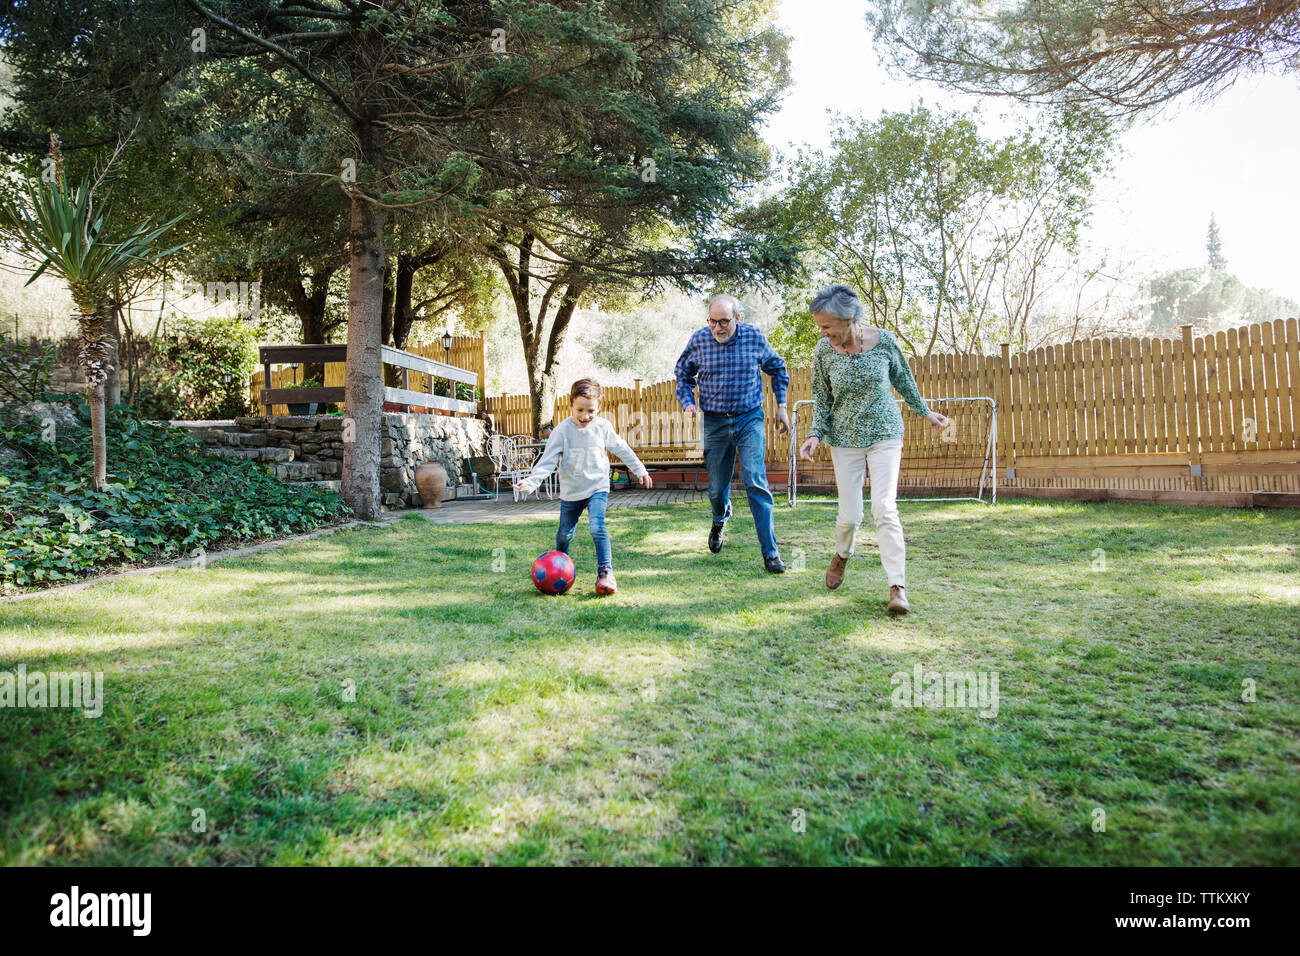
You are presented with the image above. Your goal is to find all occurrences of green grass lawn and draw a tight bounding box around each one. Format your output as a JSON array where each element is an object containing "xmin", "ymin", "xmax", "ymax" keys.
[{"xmin": 1, "ymin": 497, "xmax": 1297, "ymax": 865}]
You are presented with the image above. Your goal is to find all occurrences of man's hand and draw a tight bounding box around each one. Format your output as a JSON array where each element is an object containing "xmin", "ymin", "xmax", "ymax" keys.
[
  {"xmin": 683, "ymin": 404, "xmax": 697, "ymax": 417},
  {"xmin": 798, "ymin": 435, "xmax": 819, "ymax": 462},
  {"xmin": 639, "ymin": 473, "xmax": 654, "ymax": 489},
  {"xmin": 775, "ymin": 406, "xmax": 791, "ymax": 436}
]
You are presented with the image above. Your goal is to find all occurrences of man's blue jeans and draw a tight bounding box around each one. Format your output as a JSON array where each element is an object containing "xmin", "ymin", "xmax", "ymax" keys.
[
  {"xmin": 557, "ymin": 491, "xmax": 611, "ymax": 571},
  {"xmin": 700, "ymin": 406, "xmax": 779, "ymax": 559}
]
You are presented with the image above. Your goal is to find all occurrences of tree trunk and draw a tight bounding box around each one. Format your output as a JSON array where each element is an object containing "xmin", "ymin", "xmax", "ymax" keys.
[
  {"xmin": 76, "ymin": 303, "xmax": 114, "ymax": 491},
  {"xmin": 104, "ymin": 305, "xmax": 122, "ymax": 408},
  {"xmin": 89, "ymin": 381, "xmax": 107, "ymax": 490},
  {"xmin": 342, "ymin": 95, "xmax": 386, "ymax": 520},
  {"xmin": 392, "ymin": 256, "xmax": 417, "ymax": 350},
  {"xmin": 528, "ymin": 283, "xmax": 582, "ymax": 434},
  {"xmin": 494, "ymin": 241, "xmax": 584, "ymax": 439},
  {"xmin": 530, "ymin": 366, "xmax": 557, "ymax": 438},
  {"xmin": 288, "ymin": 262, "xmax": 334, "ymax": 385},
  {"xmin": 380, "ymin": 265, "xmax": 395, "ymax": 347}
]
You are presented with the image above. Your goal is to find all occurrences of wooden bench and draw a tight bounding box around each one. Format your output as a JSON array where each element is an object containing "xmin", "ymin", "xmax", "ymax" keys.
[{"xmin": 617, "ymin": 442, "xmax": 705, "ymax": 490}]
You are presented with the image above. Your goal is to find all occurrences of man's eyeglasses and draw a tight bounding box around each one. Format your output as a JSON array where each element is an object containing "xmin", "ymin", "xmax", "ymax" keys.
[{"xmin": 706, "ymin": 317, "xmax": 734, "ymax": 328}]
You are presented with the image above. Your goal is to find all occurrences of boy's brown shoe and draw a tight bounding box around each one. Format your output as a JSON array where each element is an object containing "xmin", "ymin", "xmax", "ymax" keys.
[
  {"xmin": 826, "ymin": 553, "xmax": 848, "ymax": 589},
  {"xmin": 888, "ymin": 585, "xmax": 910, "ymax": 614}
]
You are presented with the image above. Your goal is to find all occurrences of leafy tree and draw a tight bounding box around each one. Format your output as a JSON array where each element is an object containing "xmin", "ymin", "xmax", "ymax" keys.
[
  {"xmin": 171, "ymin": 0, "xmax": 801, "ymax": 513},
  {"xmin": 1146, "ymin": 266, "xmax": 1298, "ymax": 331},
  {"xmin": 3, "ymin": 0, "xmax": 531, "ymax": 517},
  {"xmin": 867, "ymin": 0, "xmax": 1300, "ymax": 118},
  {"xmin": 3, "ymin": 0, "xmax": 799, "ymax": 507},
  {"xmin": 768, "ymin": 105, "xmax": 1114, "ymax": 355},
  {"xmin": 431, "ymin": 0, "xmax": 798, "ymax": 434},
  {"xmin": 1147, "ymin": 215, "xmax": 1296, "ymax": 331}
]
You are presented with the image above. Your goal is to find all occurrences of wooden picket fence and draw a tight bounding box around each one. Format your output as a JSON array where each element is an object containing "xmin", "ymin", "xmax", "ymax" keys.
[
  {"xmin": 248, "ymin": 334, "xmax": 486, "ymax": 416},
  {"xmin": 484, "ymin": 319, "xmax": 1300, "ymax": 500}
]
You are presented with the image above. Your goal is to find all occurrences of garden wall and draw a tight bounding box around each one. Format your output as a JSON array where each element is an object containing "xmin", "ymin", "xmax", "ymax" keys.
[{"xmin": 232, "ymin": 412, "xmax": 489, "ymax": 508}]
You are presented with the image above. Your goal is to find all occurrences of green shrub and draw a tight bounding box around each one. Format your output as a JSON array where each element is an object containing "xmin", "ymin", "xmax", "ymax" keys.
[
  {"xmin": 132, "ymin": 316, "xmax": 259, "ymax": 420},
  {"xmin": 0, "ymin": 332, "xmax": 58, "ymax": 403},
  {"xmin": 431, "ymin": 380, "xmax": 479, "ymax": 403},
  {"xmin": 0, "ymin": 398, "xmax": 349, "ymax": 590}
]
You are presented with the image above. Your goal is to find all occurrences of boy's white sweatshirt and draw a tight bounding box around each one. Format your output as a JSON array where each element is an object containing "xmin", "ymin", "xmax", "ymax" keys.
[{"xmin": 516, "ymin": 416, "xmax": 648, "ymax": 501}]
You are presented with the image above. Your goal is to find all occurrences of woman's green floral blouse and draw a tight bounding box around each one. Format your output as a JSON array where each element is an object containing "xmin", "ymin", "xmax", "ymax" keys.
[{"xmin": 808, "ymin": 327, "xmax": 930, "ymax": 447}]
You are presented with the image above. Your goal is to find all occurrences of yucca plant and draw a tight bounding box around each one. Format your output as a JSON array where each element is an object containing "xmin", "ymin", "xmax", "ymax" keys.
[{"xmin": 0, "ymin": 171, "xmax": 186, "ymax": 490}]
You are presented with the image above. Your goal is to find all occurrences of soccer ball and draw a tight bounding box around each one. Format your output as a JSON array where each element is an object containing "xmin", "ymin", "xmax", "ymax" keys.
[{"xmin": 531, "ymin": 550, "xmax": 576, "ymax": 595}]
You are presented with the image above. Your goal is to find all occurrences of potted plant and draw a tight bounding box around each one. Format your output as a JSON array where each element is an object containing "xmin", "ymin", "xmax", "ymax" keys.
[{"xmin": 284, "ymin": 373, "xmax": 323, "ymax": 415}]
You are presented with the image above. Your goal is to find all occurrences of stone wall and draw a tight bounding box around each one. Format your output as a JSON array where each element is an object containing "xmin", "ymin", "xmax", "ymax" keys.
[
  {"xmin": 381, "ymin": 412, "xmax": 490, "ymax": 507},
  {"xmin": 231, "ymin": 412, "xmax": 490, "ymax": 508}
]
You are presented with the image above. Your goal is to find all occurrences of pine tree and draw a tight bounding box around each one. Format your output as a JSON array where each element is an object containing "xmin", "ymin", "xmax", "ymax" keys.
[{"xmin": 1207, "ymin": 214, "xmax": 1226, "ymax": 272}]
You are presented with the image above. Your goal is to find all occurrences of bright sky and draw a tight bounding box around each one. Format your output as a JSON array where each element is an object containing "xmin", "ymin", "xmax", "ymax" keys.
[{"xmin": 764, "ymin": 0, "xmax": 1300, "ymax": 302}]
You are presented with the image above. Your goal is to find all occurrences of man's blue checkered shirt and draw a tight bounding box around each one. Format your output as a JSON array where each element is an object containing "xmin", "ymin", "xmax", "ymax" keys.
[{"xmin": 674, "ymin": 323, "xmax": 789, "ymax": 414}]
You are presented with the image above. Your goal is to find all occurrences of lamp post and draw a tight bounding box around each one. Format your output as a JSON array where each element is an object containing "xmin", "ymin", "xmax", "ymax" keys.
[{"xmin": 223, "ymin": 370, "xmax": 233, "ymax": 416}]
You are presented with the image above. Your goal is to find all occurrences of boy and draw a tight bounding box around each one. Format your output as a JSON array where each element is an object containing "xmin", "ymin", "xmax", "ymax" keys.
[{"xmin": 513, "ymin": 379, "xmax": 652, "ymax": 595}]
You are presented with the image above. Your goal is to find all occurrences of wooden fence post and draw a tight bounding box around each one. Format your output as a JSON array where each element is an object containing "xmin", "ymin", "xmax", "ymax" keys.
[
  {"xmin": 261, "ymin": 356, "xmax": 272, "ymax": 416},
  {"xmin": 633, "ymin": 377, "xmax": 642, "ymax": 435},
  {"xmin": 1182, "ymin": 323, "xmax": 1202, "ymax": 475},
  {"xmin": 999, "ymin": 342, "xmax": 1014, "ymax": 477},
  {"xmin": 476, "ymin": 334, "xmax": 486, "ymax": 405}
]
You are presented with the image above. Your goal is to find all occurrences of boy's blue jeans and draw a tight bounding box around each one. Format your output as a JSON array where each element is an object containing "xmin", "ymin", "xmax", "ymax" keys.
[
  {"xmin": 556, "ymin": 491, "xmax": 611, "ymax": 572},
  {"xmin": 700, "ymin": 406, "xmax": 779, "ymax": 560}
]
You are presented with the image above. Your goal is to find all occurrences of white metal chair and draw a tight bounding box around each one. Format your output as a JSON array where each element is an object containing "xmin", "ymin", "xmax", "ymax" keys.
[
  {"xmin": 507, "ymin": 434, "xmax": 557, "ymax": 500},
  {"xmin": 488, "ymin": 435, "xmax": 553, "ymax": 501},
  {"xmin": 487, "ymin": 434, "xmax": 525, "ymax": 500}
]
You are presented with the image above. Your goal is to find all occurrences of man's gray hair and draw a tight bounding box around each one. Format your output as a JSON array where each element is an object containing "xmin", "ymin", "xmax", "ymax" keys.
[
  {"xmin": 709, "ymin": 293, "xmax": 742, "ymax": 319},
  {"xmin": 809, "ymin": 284, "xmax": 863, "ymax": 322}
]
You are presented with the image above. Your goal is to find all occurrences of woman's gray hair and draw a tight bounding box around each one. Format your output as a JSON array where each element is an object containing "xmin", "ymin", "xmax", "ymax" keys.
[{"xmin": 809, "ymin": 284, "xmax": 863, "ymax": 323}]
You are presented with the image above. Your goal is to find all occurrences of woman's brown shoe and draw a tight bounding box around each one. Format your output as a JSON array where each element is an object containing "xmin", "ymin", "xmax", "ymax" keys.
[
  {"xmin": 826, "ymin": 553, "xmax": 848, "ymax": 589},
  {"xmin": 888, "ymin": 585, "xmax": 910, "ymax": 614}
]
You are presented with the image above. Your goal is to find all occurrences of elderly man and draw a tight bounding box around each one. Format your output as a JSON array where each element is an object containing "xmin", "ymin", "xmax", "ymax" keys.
[{"xmin": 675, "ymin": 294, "xmax": 791, "ymax": 573}]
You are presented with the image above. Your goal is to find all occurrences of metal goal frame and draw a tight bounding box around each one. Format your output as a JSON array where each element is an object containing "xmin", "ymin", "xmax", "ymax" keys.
[{"xmin": 787, "ymin": 397, "xmax": 998, "ymax": 507}]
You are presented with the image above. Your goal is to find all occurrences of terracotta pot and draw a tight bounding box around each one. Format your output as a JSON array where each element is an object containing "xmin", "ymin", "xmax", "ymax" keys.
[{"xmin": 414, "ymin": 462, "xmax": 449, "ymax": 508}]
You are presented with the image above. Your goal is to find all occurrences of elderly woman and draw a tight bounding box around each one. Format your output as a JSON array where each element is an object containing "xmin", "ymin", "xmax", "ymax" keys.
[{"xmin": 797, "ymin": 285, "xmax": 948, "ymax": 614}]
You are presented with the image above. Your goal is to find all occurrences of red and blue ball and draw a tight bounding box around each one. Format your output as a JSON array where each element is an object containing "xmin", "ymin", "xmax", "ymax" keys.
[{"xmin": 531, "ymin": 550, "xmax": 576, "ymax": 595}]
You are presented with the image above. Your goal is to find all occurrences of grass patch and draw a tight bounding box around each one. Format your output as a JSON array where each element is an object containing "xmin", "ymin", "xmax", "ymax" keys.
[{"xmin": 1, "ymin": 497, "xmax": 1297, "ymax": 865}]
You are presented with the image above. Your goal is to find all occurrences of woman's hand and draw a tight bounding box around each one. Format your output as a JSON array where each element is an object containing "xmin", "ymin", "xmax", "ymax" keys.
[
  {"xmin": 639, "ymin": 473, "xmax": 654, "ymax": 489},
  {"xmin": 926, "ymin": 411, "xmax": 949, "ymax": 431},
  {"xmin": 798, "ymin": 435, "xmax": 820, "ymax": 462}
]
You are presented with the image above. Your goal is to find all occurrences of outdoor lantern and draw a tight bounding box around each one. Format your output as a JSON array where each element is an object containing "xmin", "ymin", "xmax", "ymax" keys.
[
  {"xmin": 223, "ymin": 371, "xmax": 232, "ymax": 385},
  {"xmin": 441, "ymin": 330, "xmax": 453, "ymax": 354}
]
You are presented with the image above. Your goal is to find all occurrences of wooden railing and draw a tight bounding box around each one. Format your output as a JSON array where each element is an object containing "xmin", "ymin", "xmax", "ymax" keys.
[{"xmin": 250, "ymin": 335, "xmax": 485, "ymax": 417}]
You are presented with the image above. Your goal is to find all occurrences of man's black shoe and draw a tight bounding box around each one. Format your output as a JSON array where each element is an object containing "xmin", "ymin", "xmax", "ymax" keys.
[
  {"xmin": 764, "ymin": 555, "xmax": 787, "ymax": 574},
  {"xmin": 709, "ymin": 522, "xmax": 726, "ymax": 554}
]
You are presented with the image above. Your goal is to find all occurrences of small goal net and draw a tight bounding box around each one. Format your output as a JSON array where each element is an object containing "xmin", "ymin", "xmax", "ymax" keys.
[{"xmin": 787, "ymin": 397, "xmax": 997, "ymax": 506}]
